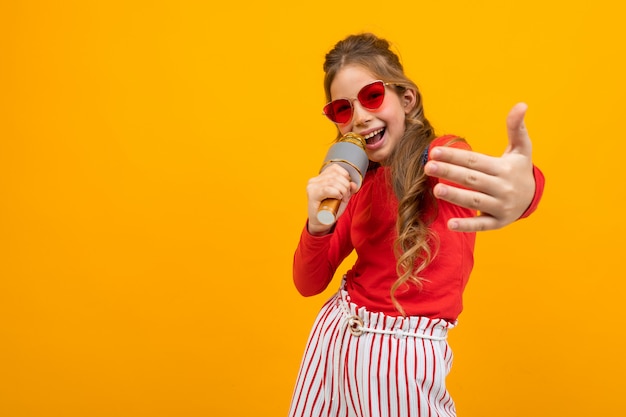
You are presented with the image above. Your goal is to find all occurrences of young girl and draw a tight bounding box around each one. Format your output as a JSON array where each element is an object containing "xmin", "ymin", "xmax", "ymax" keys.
[{"xmin": 288, "ymin": 33, "xmax": 544, "ymax": 417}]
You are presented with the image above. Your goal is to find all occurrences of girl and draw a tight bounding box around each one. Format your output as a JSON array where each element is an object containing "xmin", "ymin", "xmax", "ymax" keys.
[{"xmin": 289, "ymin": 33, "xmax": 544, "ymax": 417}]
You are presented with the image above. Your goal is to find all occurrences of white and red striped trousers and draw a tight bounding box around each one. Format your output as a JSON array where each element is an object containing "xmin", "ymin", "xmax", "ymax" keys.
[{"xmin": 288, "ymin": 286, "xmax": 457, "ymax": 417}]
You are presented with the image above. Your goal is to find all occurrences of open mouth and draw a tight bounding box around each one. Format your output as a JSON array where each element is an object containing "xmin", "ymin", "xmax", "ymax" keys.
[{"xmin": 364, "ymin": 128, "xmax": 385, "ymax": 145}]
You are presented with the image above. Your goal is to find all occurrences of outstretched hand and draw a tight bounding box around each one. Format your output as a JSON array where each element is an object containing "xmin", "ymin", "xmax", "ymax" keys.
[{"xmin": 424, "ymin": 103, "xmax": 536, "ymax": 232}]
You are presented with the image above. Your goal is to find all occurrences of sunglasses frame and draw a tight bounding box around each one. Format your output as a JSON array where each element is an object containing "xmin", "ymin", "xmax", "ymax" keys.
[{"xmin": 323, "ymin": 80, "xmax": 395, "ymax": 124}]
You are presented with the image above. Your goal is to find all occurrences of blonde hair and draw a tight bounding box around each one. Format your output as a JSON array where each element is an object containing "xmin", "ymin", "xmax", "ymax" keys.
[{"xmin": 323, "ymin": 33, "xmax": 465, "ymax": 315}]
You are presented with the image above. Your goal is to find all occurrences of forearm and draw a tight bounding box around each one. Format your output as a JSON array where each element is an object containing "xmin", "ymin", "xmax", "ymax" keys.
[{"xmin": 292, "ymin": 225, "xmax": 338, "ymax": 297}]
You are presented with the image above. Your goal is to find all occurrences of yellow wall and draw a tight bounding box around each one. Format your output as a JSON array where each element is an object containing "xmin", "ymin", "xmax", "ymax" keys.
[{"xmin": 1, "ymin": 1, "xmax": 624, "ymax": 416}]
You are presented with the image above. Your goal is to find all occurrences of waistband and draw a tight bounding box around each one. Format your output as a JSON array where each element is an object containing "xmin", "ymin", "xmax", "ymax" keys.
[{"xmin": 336, "ymin": 285, "xmax": 454, "ymax": 341}]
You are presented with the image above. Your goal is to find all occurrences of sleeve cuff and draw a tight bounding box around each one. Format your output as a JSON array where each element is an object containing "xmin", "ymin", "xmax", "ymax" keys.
[{"xmin": 519, "ymin": 165, "xmax": 545, "ymax": 219}]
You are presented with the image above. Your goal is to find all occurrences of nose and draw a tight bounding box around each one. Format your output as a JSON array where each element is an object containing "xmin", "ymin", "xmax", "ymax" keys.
[{"xmin": 351, "ymin": 100, "xmax": 372, "ymax": 126}]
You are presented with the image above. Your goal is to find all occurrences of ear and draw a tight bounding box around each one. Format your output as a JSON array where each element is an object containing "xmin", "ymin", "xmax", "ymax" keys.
[{"xmin": 402, "ymin": 88, "xmax": 417, "ymax": 114}]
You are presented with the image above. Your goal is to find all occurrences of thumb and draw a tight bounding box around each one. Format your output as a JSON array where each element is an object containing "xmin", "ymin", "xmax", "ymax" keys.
[{"xmin": 505, "ymin": 102, "xmax": 532, "ymax": 157}]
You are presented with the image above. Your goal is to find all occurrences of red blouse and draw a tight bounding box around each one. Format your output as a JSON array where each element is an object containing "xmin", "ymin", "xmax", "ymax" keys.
[{"xmin": 293, "ymin": 136, "xmax": 545, "ymax": 320}]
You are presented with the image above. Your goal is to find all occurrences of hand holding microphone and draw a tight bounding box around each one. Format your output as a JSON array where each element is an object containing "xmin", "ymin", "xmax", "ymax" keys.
[{"xmin": 313, "ymin": 132, "xmax": 369, "ymax": 226}]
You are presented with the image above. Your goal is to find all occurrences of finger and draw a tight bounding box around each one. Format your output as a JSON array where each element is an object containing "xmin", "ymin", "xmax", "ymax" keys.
[
  {"xmin": 447, "ymin": 215, "xmax": 500, "ymax": 232},
  {"xmin": 308, "ymin": 176, "xmax": 351, "ymax": 193},
  {"xmin": 316, "ymin": 165, "xmax": 352, "ymax": 186},
  {"xmin": 307, "ymin": 178, "xmax": 352, "ymax": 203},
  {"xmin": 427, "ymin": 146, "xmax": 501, "ymax": 176},
  {"xmin": 322, "ymin": 186, "xmax": 349, "ymax": 202},
  {"xmin": 433, "ymin": 183, "xmax": 502, "ymax": 214},
  {"xmin": 426, "ymin": 160, "xmax": 503, "ymax": 195},
  {"xmin": 321, "ymin": 163, "xmax": 352, "ymax": 180},
  {"xmin": 319, "ymin": 179, "xmax": 354, "ymax": 201},
  {"xmin": 505, "ymin": 102, "xmax": 532, "ymax": 157}
]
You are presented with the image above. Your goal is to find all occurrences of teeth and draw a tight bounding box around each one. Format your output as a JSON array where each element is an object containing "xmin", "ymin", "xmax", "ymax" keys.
[{"xmin": 363, "ymin": 128, "xmax": 384, "ymax": 140}]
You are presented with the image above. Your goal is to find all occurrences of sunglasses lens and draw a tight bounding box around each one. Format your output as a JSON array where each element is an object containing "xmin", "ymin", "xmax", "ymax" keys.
[
  {"xmin": 322, "ymin": 81, "xmax": 387, "ymax": 124},
  {"xmin": 323, "ymin": 99, "xmax": 352, "ymax": 124},
  {"xmin": 358, "ymin": 81, "xmax": 386, "ymax": 109}
]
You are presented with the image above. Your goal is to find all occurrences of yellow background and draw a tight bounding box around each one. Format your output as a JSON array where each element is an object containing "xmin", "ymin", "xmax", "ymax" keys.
[{"xmin": 1, "ymin": 1, "xmax": 624, "ymax": 416}]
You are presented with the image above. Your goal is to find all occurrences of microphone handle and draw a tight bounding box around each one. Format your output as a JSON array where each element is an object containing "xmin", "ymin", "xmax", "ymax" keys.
[{"xmin": 316, "ymin": 198, "xmax": 341, "ymax": 225}]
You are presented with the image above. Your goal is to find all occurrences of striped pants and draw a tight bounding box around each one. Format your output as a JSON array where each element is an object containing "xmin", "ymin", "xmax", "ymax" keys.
[{"xmin": 288, "ymin": 287, "xmax": 457, "ymax": 417}]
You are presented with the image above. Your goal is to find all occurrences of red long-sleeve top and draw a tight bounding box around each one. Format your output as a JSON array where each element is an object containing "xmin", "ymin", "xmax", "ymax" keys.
[{"xmin": 293, "ymin": 136, "xmax": 545, "ymax": 320}]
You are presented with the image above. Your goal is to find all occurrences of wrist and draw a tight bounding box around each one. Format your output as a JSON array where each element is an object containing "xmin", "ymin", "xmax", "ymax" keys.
[{"xmin": 307, "ymin": 220, "xmax": 334, "ymax": 236}]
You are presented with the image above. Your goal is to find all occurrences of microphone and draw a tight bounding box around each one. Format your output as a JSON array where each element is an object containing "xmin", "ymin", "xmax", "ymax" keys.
[{"xmin": 316, "ymin": 132, "xmax": 369, "ymax": 225}]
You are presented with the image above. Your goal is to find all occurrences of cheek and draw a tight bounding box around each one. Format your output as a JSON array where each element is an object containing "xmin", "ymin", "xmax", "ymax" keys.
[
  {"xmin": 338, "ymin": 125, "xmax": 352, "ymax": 136},
  {"xmin": 388, "ymin": 110, "xmax": 407, "ymax": 134},
  {"xmin": 383, "ymin": 101, "xmax": 407, "ymax": 127}
]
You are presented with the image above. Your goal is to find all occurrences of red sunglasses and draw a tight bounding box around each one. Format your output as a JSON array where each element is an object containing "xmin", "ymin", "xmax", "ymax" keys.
[{"xmin": 323, "ymin": 80, "xmax": 392, "ymax": 124}]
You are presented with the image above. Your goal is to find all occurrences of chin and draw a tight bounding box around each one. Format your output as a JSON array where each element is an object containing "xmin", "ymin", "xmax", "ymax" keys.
[{"xmin": 366, "ymin": 151, "xmax": 390, "ymax": 165}]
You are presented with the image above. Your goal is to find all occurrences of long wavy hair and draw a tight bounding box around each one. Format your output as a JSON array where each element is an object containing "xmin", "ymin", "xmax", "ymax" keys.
[{"xmin": 323, "ymin": 33, "xmax": 462, "ymax": 316}]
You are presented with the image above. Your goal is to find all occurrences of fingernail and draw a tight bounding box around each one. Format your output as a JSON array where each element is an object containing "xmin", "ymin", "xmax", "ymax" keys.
[
  {"xmin": 425, "ymin": 162, "xmax": 438, "ymax": 174},
  {"xmin": 449, "ymin": 220, "xmax": 459, "ymax": 230},
  {"xmin": 430, "ymin": 148, "xmax": 442, "ymax": 158},
  {"xmin": 434, "ymin": 184, "xmax": 447, "ymax": 197}
]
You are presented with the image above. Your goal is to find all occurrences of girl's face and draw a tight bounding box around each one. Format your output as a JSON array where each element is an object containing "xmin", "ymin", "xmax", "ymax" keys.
[{"xmin": 329, "ymin": 65, "xmax": 416, "ymax": 163}]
